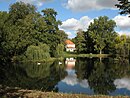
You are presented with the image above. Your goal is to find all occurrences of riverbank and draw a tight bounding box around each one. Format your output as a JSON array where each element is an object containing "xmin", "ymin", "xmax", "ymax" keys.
[
  {"xmin": 20, "ymin": 53, "xmax": 110, "ymax": 63},
  {"xmin": 21, "ymin": 57, "xmax": 64, "ymax": 63},
  {"xmin": 0, "ymin": 86, "xmax": 129, "ymax": 98},
  {"xmin": 63, "ymin": 52, "xmax": 111, "ymax": 58}
]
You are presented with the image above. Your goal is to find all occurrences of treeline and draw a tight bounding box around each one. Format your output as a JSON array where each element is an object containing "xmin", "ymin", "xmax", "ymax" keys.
[
  {"xmin": 73, "ymin": 16, "xmax": 130, "ymax": 57},
  {"xmin": 0, "ymin": 2, "xmax": 67, "ymax": 62}
]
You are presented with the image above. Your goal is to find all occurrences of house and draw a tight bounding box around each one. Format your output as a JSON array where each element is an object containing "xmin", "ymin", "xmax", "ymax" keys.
[{"xmin": 65, "ymin": 40, "xmax": 76, "ymax": 52}]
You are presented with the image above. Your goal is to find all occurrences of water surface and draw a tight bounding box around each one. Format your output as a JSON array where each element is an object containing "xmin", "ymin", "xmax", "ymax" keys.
[{"xmin": 0, "ymin": 57, "xmax": 130, "ymax": 96}]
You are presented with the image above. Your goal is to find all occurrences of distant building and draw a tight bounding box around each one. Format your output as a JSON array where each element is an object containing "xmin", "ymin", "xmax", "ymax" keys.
[{"xmin": 65, "ymin": 40, "xmax": 76, "ymax": 52}]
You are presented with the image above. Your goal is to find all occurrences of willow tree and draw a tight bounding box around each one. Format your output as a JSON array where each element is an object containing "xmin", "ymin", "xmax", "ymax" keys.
[{"xmin": 26, "ymin": 44, "xmax": 50, "ymax": 60}]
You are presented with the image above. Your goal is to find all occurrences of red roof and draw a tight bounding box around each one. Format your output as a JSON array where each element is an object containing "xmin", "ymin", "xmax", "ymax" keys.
[{"xmin": 65, "ymin": 40, "xmax": 74, "ymax": 45}]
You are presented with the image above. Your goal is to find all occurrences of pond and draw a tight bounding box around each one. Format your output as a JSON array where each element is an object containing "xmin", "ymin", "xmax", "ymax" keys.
[{"xmin": 0, "ymin": 57, "xmax": 130, "ymax": 96}]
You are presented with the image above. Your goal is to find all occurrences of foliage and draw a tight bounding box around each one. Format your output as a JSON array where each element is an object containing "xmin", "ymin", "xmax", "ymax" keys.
[
  {"xmin": 0, "ymin": 60, "xmax": 66, "ymax": 91},
  {"xmin": 74, "ymin": 30, "xmax": 86, "ymax": 53},
  {"xmin": 26, "ymin": 44, "xmax": 50, "ymax": 60},
  {"xmin": 40, "ymin": 8, "xmax": 67, "ymax": 56},
  {"xmin": 114, "ymin": 35, "xmax": 129, "ymax": 57},
  {"xmin": 0, "ymin": 2, "xmax": 68, "ymax": 62},
  {"xmin": 75, "ymin": 57, "xmax": 130, "ymax": 95},
  {"xmin": 116, "ymin": 0, "xmax": 130, "ymax": 16},
  {"xmin": 54, "ymin": 44, "xmax": 64, "ymax": 57},
  {"xmin": 85, "ymin": 16, "xmax": 117, "ymax": 54},
  {"xmin": 0, "ymin": 2, "xmax": 39, "ymax": 62}
]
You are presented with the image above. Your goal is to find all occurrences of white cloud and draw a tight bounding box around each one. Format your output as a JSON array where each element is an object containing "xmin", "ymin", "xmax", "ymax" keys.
[
  {"xmin": 16, "ymin": 0, "xmax": 52, "ymax": 7},
  {"xmin": 114, "ymin": 78, "xmax": 130, "ymax": 90},
  {"xmin": 66, "ymin": 31, "xmax": 72, "ymax": 36},
  {"xmin": 60, "ymin": 16, "xmax": 92, "ymax": 31},
  {"xmin": 61, "ymin": 15, "xmax": 130, "ymax": 38},
  {"xmin": 117, "ymin": 31, "xmax": 130, "ymax": 36},
  {"xmin": 60, "ymin": 16, "xmax": 93, "ymax": 38},
  {"xmin": 113, "ymin": 15, "xmax": 130, "ymax": 30},
  {"xmin": 65, "ymin": 0, "xmax": 118, "ymax": 12}
]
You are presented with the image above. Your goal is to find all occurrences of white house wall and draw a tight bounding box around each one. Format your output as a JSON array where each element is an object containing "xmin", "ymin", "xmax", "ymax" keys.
[{"xmin": 66, "ymin": 44, "xmax": 75, "ymax": 48}]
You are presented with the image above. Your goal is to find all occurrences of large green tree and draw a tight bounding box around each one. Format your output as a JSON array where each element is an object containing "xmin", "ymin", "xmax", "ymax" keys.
[
  {"xmin": 41, "ymin": 8, "xmax": 66, "ymax": 56},
  {"xmin": 85, "ymin": 16, "xmax": 117, "ymax": 54},
  {"xmin": 0, "ymin": 2, "xmax": 67, "ymax": 62},
  {"xmin": 0, "ymin": 2, "xmax": 39, "ymax": 61}
]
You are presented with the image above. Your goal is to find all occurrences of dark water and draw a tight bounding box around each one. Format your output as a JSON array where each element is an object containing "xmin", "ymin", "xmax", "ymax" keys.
[{"xmin": 0, "ymin": 57, "xmax": 130, "ymax": 96}]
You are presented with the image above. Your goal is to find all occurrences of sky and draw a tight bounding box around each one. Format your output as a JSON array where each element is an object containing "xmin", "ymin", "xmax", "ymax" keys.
[{"xmin": 0, "ymin": 0, "xmax": 130, "ymax": 38}]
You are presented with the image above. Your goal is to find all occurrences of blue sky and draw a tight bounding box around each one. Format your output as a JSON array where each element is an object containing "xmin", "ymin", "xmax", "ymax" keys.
[{"xmin": 0, "ymin": 0, "xmax": 130, "ymax": 38}]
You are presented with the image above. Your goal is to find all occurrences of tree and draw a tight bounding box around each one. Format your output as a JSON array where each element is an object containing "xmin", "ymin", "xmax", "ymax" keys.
[
  {"xmin": 85, "ymin": 16, "xmax": 116, "ymax": 54},
  {"xmin": 54, "ymin": 44, "xmax": 64, "ymax": 57},
  {"xmin": 115, "ymin": 35, "xmax": 129, "ymax": 57},
  {"xmin": 3, "ymin": 2, "xmax": 39, "ymax": 61},
  {"xmin": 42, "ymin": 8, "xmax": 62, "ymax": 33},
  {"xmin": 0, "ymin": 11, "xmax": 9, "ymax": 62},
  {"xmin": 41, "ymin": 8, "xmax": 64, "ymax": 56},
  {"xmin": 26, "ymin": 44, "xmax": 50, "ymax": 60},
  {"xmin": 116, "ymin": 0, "xmax": 130, "ymax": 16},
  {"xmin": 57, "ymin": 30, "xmax": 68, "ymax": 44},
  {"xmin": 74, "ymin": 30, "xmax": 86, "ymax": 53},
  {"xmin": 0, "ymin": 2, "xmax": 43, "ymax": 62},
  {"xmin": 0, "ymin": 2, "xmax": 66, "ymax": 63},
  {"xmin": 9, "ymin": 1, "xmax": 36, "ymax": 24}
]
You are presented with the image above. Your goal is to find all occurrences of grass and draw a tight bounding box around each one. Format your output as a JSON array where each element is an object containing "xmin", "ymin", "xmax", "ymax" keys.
[{"xmin": 63, "ymin": 52, "xmax": 111, "ymax": 58}]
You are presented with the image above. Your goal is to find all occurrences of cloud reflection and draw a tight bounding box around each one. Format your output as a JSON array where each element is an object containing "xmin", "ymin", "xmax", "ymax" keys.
[
  {"xmin": 62, "ymin": 69, "xmax": 89, "ymax": 88},
  {"xmin": 114, "ymin": 78, "xmax": 130, "ymax": 90}
]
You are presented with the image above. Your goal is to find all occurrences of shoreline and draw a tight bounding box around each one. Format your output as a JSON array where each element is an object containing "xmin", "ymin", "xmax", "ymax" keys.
[
  {"xmin": 20, "ymin": 53, "xmax": 111, "ymax": 63},
  {"xmin": 1, "ymin": 87, "xmax": 129, "ymax": 98},
  {"xmin": 63, "ymin": 53, "xmax": 111, "ymax": 58}
]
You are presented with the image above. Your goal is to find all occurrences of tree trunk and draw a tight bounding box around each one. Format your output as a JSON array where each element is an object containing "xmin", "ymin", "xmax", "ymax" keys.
[
  {"xmin": 99, "ymin": 49, "xmax": 102, "ymax": 62},
  {"xmin": 100, "ymin": 49, "xmax": 102, "ymax": 54}
]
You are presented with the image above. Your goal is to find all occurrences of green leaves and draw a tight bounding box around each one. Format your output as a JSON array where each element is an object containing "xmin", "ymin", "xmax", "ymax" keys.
[
  {"xmin": 74, "ymin": 30, "xmax": 86, "ymax": 53},
  {"xmin": 85, "ymin": 16, "xmax": 117, "ymax": 54},
  {"xmin": 116, "ymin": 0, "xmax": 130, "ymax": 16},
  {"xmin": 26, "ymin": 44, "xmax": 50, "ymax": 60},
  {"xmin": 0, "ymin": 2, "xmax": 67, "ymax": 62}
]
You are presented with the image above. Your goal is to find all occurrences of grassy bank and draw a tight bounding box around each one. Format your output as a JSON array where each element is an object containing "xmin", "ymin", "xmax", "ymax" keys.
[
  {"xmin": 63, "ymin": 52, "xmax": 111, "ymax": 58},
  {"xmin": 0, "ymin": 86, "xmax": 129, "ymax": 98},
  {"xmin": 21, "ymin": 57, "xmax": 64, "ymax": 63},
  {"xmin": 19, "ymin": 53, "xmax": 110, "ymax": 63}
]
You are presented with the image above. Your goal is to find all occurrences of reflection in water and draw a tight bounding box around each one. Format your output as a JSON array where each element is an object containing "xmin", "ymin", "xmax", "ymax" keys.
[
  {"xmin": 62, "ymin": 58, "xmax": 89, "ymax": 88},
  {"xmin": 0, "ymin": 60, "xmax": 66, "ymax": 91},
  {"xmin": 62, "ymin": 69, "xmax": 77, "ymax": 86},
  {"xmin": 114, "ymin": 78, "xmax": 130, "ymax": 90},
  {"xmin": 65, "ymin": 58, "xmax": 76, "ymax": 69},
  {"xmin": 0, "ymin": 57, "xmax": 130, "ymax": 96}
]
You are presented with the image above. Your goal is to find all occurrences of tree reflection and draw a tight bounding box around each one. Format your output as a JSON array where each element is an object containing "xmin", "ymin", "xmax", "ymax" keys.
[
  {"xmin": 0, "ymin": 60, "xmax": 66, "ymax": 92},
  {"xmin": 75, "ymin": 57, "xmax": 130, "ymax": 95}
]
